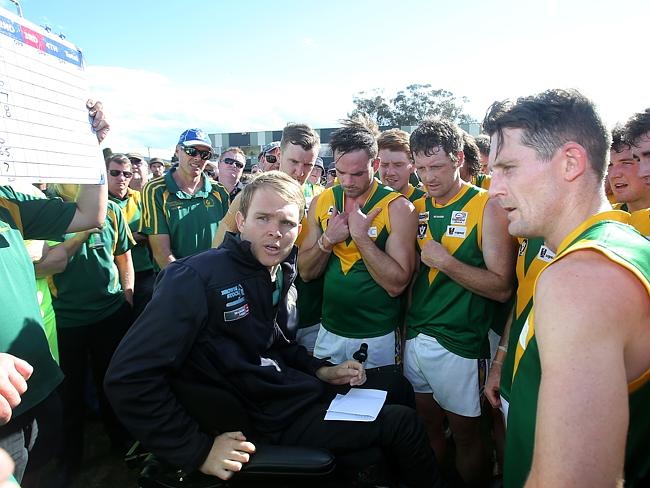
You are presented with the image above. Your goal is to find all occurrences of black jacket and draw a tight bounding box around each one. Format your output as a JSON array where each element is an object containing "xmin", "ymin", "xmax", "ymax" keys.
[{"xmin": 105, "ymin": 233, "xmax": 329, "ymax": 473}]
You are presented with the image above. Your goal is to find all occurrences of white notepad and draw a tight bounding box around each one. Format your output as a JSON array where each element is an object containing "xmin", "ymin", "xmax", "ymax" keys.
[{"xmin": 324, "ymin": 388, "xmax": 387, "ymax": 422}]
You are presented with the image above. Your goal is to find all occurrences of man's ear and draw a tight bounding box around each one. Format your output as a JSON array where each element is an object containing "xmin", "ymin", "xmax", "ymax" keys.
[
  {"xmin": 455, "ymin": 151, "xmax": 465, "ymax": 169},
  {"xmin": 372, "ymin": 157, "xmax": 380, "ymax": 172},
  {"xmin": 235, "ymin": 211, "xmax": 245, "ymax": 233},
  {"xmin": 561, "ymin": 143, "xmax": 588, "ymax": 182}
]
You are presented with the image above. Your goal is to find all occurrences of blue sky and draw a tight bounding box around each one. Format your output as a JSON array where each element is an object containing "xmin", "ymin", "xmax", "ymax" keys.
[{"xmin": 2, "ymin": 0, "xmax": 648, "ymax": 157}]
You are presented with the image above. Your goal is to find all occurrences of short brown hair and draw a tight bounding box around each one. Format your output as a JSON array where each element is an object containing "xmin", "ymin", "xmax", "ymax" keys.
[
  {"xmin": 377, "ymin": 129, "xmax": 412, "ymax": 160},
  {"xmin": 239, "ymin": 170, "xmax": 306, "ymax": 221},
  {"xmin": 280, "ymin": 123, "xmax": 320, "ymax": 152},
  {"xmin": 105, "ymin": 153, "xmax": 131, "ymax": 170},
  {"xmin": 220, "ymin": 146, "xmax": 246, "ymax": 161}
]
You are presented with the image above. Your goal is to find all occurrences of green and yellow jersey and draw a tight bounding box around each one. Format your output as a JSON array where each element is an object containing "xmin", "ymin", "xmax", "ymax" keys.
[
  {"xmin": 109, "ymin": 188, "xmax": 153, "ymax": 273},
  {"xmin": 505, "ymin": 211, "xmax": 650, "ymax": 488},
  {"xmin": 630, "ymin": 208, "xmax": 650, "ymax": 240},
  {"xmin": 0, "ymin": 186, "xmax": 74, "ymax": 417},
  {"xmin": 406, "ymin": 183, "xmax": 497, "ymax": 359},
  {"xmin": 314, "ymin": 179, "xmax": 402, "ymax": 338},
  {"xmin": 140, "ymin": 168, "xmax": 229, "ymax": 259},
  {"xmin": 405, "ymin": 184, "xmax": 426, "ymax": 203},
  {"xmin": 500, "ymin": 237, "xmax": 554, "ymax": 402},
  {"xmin": 51, "ymin": 201, "xmax": 134, "ymax": 328},
  {"xmin": 471, "ymin": 173, "xmax": 491, "ymax": 190}
]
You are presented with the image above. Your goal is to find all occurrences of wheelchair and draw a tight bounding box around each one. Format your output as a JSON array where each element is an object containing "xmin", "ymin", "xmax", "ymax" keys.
[{"xmin": 125, "ymin": 377, "xmax": 394, "ymax": 488}]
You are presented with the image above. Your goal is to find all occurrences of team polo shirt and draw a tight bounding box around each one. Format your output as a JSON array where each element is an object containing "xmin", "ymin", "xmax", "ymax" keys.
[
  {"xmin": 471, "ymin": 173, "xmax": 491, "ymax": 190},
  {"xmin": 109, "ymin": 188, "xmax": 153, "ymax": 273},
  {"xmin": 51, "ymin": 200, "xmax": 134, "ymax": 328},
  {"xmin": 406, "ymin": 183, "xmax": 497, "ymax": 359},
  {"xmin": 0, "ymin": 186, "xmax": 75, "ymax": 416},
  {"xmin": 140, "ymin": 168, "xmax": 230, "ymax": 259},
  {"xmin": 499, "ymin": 237, "xmax": 554, "ymax": 402},
  {"xmin": 314, "ymin": 180, "xmax": 402, "ymax": 338},
  {"xmin": 505, "ymin": 211, "xmax": 650, "ymax": 488},
  {"xmin": 405, "ymin": 184, "xmax": 426, "ymax": 203}
]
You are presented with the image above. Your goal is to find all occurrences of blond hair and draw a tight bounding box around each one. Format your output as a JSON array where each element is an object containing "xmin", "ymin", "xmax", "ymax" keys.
[{"xmin": 239, "ymin": 170, "xmax": 306, "ymax": 221}]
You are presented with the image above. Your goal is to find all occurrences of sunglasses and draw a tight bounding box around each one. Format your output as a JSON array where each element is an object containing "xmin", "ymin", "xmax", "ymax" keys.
[
  {"xmin": 327, "ymin": 169, "xmax": 337, "ymax": 177},
  {"xmin": 265, "ymin": 154, "xmax": 278, "ymax": 164},
  {"xmin": 222, "ymin": 157, "xmax": 245, "ymax": 169},
  {"xmin": 109, "ymin": 169, "xmax": 133, "ymax": 178},
  {"xmin": 182, "ymin": 145, "xmax": 213, "ymax": 161}
]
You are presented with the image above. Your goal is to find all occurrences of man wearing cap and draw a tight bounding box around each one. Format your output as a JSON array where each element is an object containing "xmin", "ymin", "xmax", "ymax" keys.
[
  {"xmin": 126, "ymin": 152, "xmax": 149, "ymax": 192},
  {"xmin": 258, "ymin": 142, "xmax": 281, "ymax": 172},
  {"xmin": 217, "ymin": 147, "xmax": 246, "ymax": 202},
  {"xmin": 141, "ymin": 129, "xmax": 230, "ymax": 269},
  {"xmin": 308, "ymin": 157, "xmax": 325, "ymax": 186},
  {"xmin": 148, "ymin": 158, "xmax": 165, "ymax": 179}
]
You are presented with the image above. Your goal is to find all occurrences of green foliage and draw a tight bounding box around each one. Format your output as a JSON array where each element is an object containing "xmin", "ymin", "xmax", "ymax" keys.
[{"xmin": 349, "ymin": 84, "xmax": 473, "ymax": 126}]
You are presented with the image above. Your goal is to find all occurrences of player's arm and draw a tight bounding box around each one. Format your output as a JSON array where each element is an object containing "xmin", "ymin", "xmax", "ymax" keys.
[
  {"xmin": 35, "ymin": 232, "xmax": 95, "ymax": 277},
  {"xmin": 66, "ymin": 100, "xmax": 110, "ymax": 232},
  {"xmin": 298, "ymin": 192, "xmax": 345, "ymax": 282},
  {"xmin": 423, "ymin": 199, "xmax": 515, "ymax": 302},
  {"xmin": 525, "ymin": 252, "xmax": 647, "ymax": 487},
  {"xmin": 485, "ymin": 306, "xmax": 513, "ymax": 408},
  {"xmin": 353, "ymin": 197, "xmax": 417, "ymax": 297},
  {"xmin": 114, "ymin": 251, "xmax": 134, "ymax": 306},
  {"xmin": 212, "ymin": 193, "xmax": 241, "ymax": 248}
]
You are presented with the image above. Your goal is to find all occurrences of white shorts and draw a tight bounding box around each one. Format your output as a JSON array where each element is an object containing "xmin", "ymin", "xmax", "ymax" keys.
[
  {"xmin": 404, "ymin": 334, "xmax": 486, "ymax": 417},
  {"xmin": 295, "ymin": 323, "xmax": 320, "ymax": 354},
  {"xmin": 313, "ymin": 327, "xmax": 397, "ymax": 369}
]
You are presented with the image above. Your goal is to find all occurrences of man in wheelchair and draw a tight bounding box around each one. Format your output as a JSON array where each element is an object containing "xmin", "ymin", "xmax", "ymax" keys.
[{"xmin": 105, "ymin": 171, "xmax": 444, "ymax": 488}]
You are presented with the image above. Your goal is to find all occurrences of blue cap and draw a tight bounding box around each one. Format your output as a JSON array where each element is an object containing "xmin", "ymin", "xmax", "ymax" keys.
[
  {"xmin": 178, "ymin": 128, "xmax": 211, "ymax": 148},
  {"xmin": 262, "ymin": 141, "xmax": 281, "ymax": 154}
]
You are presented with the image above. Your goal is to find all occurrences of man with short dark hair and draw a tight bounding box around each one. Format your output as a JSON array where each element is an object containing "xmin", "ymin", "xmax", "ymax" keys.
[
  {"xmin": 485, "ymin": 89, "xmax": 650, "ymax": 487},
  {"xmin": 148, "ymin": 158, "xmax": 165, "ymax": 179},
  {"xmin": 105, "ymin": 171, "xmax": 443, "ymax": 488},
  {"xmin": 624, "ymin": 109, "xmax": 650, "ymax": 239},
  {"xmin": 405, "ymin": 118, "xmax": 515, "ymax": 485},
  {"xmin": 107, "ymin": 154, "xmax": 155, "ymax": 318},
  {"xmin": 299, "ymin": 117, "xmax": 417, "ymax": 368},
  {"xmin": 217, "ymin": 147, "xmax": 246, "ymax": 202},
  {"xmin": 141, "ymin": 129, "xmax": 230, "ymax": 269}
]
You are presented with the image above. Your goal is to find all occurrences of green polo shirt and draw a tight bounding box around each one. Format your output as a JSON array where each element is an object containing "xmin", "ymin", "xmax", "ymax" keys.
[
  {"xmin": 0, "ymin": 186, "xmax": 75, "ymax": 417},
  {"xmin": 109, "ymin": 188, "xmax": 153, "ymax": 273},
  {"xmin": 140, "ymin": 168, "xmax": 230, "ymax": 259},
  {"xmin": 51, "ymin": 200, "xmax": 134, "ymax": 328}
]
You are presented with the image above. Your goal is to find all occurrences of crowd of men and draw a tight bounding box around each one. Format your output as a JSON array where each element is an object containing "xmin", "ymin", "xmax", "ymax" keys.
[{"xmin": 0, "ymin": 90, "xmax": 648, "ymax": 488}]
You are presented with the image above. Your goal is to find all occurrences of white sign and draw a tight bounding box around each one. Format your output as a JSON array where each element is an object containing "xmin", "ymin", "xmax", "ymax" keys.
[{"xmin": 0, "ymin": 7, "xmax": 104, "ymax": 185}]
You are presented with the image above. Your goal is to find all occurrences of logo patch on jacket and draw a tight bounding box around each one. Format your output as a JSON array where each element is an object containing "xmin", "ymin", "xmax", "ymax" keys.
[{"xmin": 221, "ymin": 284, "xmax": 249, "ymax": 321}]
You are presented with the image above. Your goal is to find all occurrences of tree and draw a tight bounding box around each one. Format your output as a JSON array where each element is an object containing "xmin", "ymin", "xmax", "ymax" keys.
[{"xmin": 348, "ymin": 84, "xmax": 473, "ymax": 126}]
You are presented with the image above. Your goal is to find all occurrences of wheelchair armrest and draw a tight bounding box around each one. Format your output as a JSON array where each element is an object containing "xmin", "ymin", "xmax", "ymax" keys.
[{"xmin": 238, "ymin": 444, "xmax": 335, "ymax": 478}]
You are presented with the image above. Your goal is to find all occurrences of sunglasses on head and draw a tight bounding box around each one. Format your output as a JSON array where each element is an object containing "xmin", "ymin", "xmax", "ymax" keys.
[
  {"xmin": 222, "ymin": 157, "xmax": 245, "ymax": 169},
  {"xmin": 182, "ymin": 145, "xmax": 213, "ymax": 161},
  {"xmin": 109, "ymin": 169, "xmax": 133, "ymax": 178},
  {"xmin": 265, "ymin": 154, "xmax": 278, "ymax": 164}
]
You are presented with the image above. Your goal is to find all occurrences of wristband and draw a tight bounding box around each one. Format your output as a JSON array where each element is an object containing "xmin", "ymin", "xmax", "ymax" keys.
[
  {"xmin": 317, "ymin": 234, "xmax": 331, "ymax": 253},
  {"xmin": 497, "ymin": 345, "xmax": 508, "ymax": 353},
  {"xmin": 492, "ymin": 359, "xmax": 503, "ymax": 366}
]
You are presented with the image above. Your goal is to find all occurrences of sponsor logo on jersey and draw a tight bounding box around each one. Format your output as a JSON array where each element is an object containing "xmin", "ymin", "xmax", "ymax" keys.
[
  {"xmin": 537, "ymin": 245, "xmax": 555, "ymax": 262},
  {"xmin": 518, "ymin": 238, "xmax": 528, "ymax": 256},
  {"xmin": 417, "ymin": 223, "xmax": 427, "ymax": 239},
  {"xmin": 418, "ymin": 211, "xmax": 429, "ymax": 222},
  {"xmin": 451, "ymin": 211, "xmax": 468, "ymax": 225},
  {"xmin": 446, "ymin": 225, "xmax": 466, "ymax": 238},
  {"xmin": 367, "ymin": 226, "xmax": 377, "ymax": 238}
]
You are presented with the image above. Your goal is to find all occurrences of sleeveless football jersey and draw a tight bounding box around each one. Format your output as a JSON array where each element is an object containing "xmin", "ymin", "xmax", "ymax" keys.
[
  {"xmin": 505, "ymin": 211, "xmax": 650, "ymax": 487},
  {"xmin": 406, "ymin": 183, "xmax": 497, "ymax": 359},
  {"xmin": 314, "ymin": 179, "xmax": 402, "ymax": 338}
]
